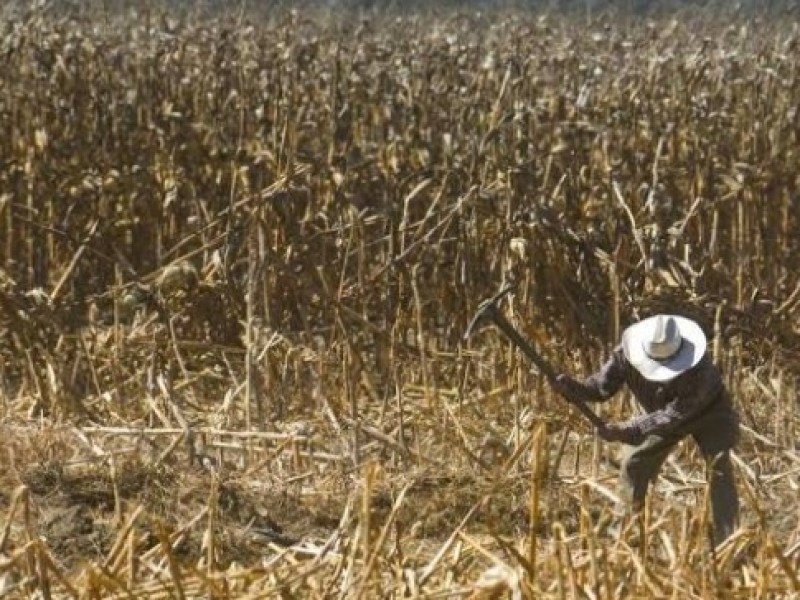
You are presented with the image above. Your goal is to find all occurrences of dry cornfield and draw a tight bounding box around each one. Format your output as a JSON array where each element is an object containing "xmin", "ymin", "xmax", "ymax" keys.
[{"xmin": 0, "ymin": 1, "xmax": 799, "ymax": 598}]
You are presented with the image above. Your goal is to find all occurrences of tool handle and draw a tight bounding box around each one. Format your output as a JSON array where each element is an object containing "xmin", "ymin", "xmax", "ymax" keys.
[
  {"xmin": 487, "ymin": 307, "xmax": 606, "ymax": 429},
  {"xmin": 487, "ymin": 306, "xmax": 558, "ymax": 381}
]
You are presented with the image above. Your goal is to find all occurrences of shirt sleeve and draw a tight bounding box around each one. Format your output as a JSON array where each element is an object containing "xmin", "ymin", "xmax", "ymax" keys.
[
  {"xmin": 623, "ymin": 358, "xmax": 722, "ymax": 437},
  {"xmin": 577, "ymin": 345, "xmax": 627, "ymax": 402}
]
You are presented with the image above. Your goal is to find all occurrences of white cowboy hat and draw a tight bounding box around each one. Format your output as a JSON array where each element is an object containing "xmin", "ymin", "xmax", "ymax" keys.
[{"xmin": 621, "ymin": 314, "xmax": 707, "ymax": 382}]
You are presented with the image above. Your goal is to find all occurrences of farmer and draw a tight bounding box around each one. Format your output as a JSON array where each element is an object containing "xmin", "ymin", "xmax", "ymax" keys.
[{"xmin": 553, "ymin": 314, "xmax": 740, "ymax": 545}]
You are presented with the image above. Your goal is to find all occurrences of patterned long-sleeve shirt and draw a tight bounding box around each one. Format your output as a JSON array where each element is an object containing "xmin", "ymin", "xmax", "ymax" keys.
[{"xmin": 576, "ymin": 345, "xmax": 732, "ymax": 438}]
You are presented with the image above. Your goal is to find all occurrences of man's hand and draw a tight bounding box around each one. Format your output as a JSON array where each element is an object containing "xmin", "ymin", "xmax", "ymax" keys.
[
  {"xmin": 598, "ymin": 423, "xmax": 643, "ymax": 446},
  {"xmin": 552, "ymin": 374, "xmax": 587, "ymax": 404}
]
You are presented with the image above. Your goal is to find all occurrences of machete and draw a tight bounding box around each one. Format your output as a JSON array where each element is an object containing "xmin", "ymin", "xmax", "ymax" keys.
[{"xmin": 464, "ymin": 286, "xmax": 606, "ymax": 429}]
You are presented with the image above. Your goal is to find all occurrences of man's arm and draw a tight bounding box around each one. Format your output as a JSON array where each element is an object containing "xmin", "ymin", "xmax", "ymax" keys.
[
  {"xmin": 557, "ymin": 345, "xmax": 627, "ymax": 403},
  {"xmin": 620, "ymin": 357, "xmax": 723, "ymax": 438}
]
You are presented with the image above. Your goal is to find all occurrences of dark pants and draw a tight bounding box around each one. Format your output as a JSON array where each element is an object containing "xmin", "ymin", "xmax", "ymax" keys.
[{"xmin": 618, "ymin": 420, "xmax": 739, "ymax": 545}]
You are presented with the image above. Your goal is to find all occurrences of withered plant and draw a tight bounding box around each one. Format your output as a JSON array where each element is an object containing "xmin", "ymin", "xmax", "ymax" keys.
[{"xmin": 0, "ymin": 3, "xmax": 798, "ymax": 597}]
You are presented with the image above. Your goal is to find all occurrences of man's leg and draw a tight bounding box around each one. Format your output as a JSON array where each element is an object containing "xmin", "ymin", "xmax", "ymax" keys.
[
  {"xmin": 706, "ymin": 450, "xmax": 738, "ymax": 545},
  {"xmin": 693, "ymin": 421, "xmax": 740, "ymax": 545},
  {"xmin": 619, "ymin": 434, "xmax": 680, "ymax": 511}
]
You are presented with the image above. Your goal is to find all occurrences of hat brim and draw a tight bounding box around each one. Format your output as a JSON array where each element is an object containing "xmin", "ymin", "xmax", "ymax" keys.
[{"xmin": 621, "ymin": 315, "xmax": 707, "ymax": 382}]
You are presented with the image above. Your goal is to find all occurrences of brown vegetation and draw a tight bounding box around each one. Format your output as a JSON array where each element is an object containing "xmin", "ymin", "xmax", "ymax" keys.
[{"xmin": 0, "ymin": 3, "xmax": 799, "ymax": 597}]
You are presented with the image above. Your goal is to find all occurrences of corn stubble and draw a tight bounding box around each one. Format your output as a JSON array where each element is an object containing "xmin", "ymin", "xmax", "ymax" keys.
[{"xmin": 0, "ymin": 3, "xmax": 799, "ymax": 598}]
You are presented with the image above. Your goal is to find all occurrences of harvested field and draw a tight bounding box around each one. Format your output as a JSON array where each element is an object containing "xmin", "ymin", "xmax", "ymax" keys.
[{"xmin": 0, "ymin": 1, "xmax": 799, "ymax": 597}]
